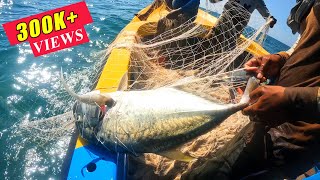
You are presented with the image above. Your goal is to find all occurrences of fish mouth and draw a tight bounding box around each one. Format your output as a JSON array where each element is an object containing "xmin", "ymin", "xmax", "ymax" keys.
[{"xmin": 73, "ymin": 101, "xmax": 106, "ymax": 128}]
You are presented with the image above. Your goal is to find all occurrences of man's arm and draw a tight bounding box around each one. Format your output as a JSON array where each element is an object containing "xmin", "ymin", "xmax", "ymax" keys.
[
  {"xmin": 275, "ymin": 35, "xmax": 320, "ymax": 117},
  {"xmin": 243, "ymin": 54, "xmax": 320, "ymax": 121},
  {"xmin": 285, "ymin": 87, "xmax": 320, "ymax": 114},
  {"xmin": 244, "ymin": 36, "xmax": 300, "ymax": 82},
  {"xmin": 255, "ymin": 0, "xmax": 277, "ymax": 28},
  {"xmin": 242, "ymin": 85, "xmax": 320, "ymax": 125},
  {"xmin": 255, "ymin": 0, "xmax": 271, "ymax": 19},
  {"xmin": 243, "ymin": 35, "xmax": 320, "ymax": 122},
  {"xmin": 276, "ymin": 36, "xmax": 317, "ymax": 115}
]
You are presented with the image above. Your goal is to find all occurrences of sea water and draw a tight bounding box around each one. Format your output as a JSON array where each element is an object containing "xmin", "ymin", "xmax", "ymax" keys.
[{"xmin": 0, "ymin": 0, "xmax": 290, "ymax": 179}]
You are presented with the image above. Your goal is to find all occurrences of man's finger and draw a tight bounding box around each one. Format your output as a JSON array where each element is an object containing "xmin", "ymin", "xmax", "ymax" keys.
[
  {"xmin": 242, "ymin": 104, "xmax": 256, "ymax": 116},
  {"xmin": 257, "ymin": 72, "xmax": 264, "ymax": 79},
  {"xmin": 246, "ymin": 57, "xmax": 260, "ymax": 66},
  {"xmin": 242, "ymin": 104, "xmax": 262, "ymax": 122},
  {"xmin": 244, "ymin": 57, "xmax": 262, "ymax": 70},
  {"xmin": 261, "ymin": 77, "xmax": 267, "ymax": 83},
  {"xmin": 249, "ymin": 87, "xmax": 264, "ymax": 102},
  {"xmin": 244, "ymin": 66, "xmax": 259, "ymax": 72}
]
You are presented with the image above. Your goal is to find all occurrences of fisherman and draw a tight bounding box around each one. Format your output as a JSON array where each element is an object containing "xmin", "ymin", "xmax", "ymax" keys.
[
  {"xmin": 206, "ymin": 0, "xmax": 277, "ymax": 39},
  {"xmin": 202, "ymin": 0, "xmax": 276, "ymax": 57},
  {"xmin": 183, "ymin": 0, "xmax": 320, "ymax": 179}
]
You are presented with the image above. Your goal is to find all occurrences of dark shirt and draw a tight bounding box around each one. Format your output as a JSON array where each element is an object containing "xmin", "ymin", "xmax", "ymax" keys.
[
  {"xmin": 268, "ymin": 1, "xmax": 320, "ymax": 173},
  {"xmin": 172, "ymin": 0, "xmax": 200, "ymax": 17}
]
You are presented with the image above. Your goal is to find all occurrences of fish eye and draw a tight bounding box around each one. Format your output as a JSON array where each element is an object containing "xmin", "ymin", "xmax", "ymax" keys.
[{"xmin": 105, "ymin": 98, "xmax": 116, "ymax": 108}]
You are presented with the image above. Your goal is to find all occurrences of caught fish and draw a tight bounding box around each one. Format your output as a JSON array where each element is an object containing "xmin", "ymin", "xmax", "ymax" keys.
[{"xmin": 62, "ymin": 73, "xmax": 259, "ymax": 161}]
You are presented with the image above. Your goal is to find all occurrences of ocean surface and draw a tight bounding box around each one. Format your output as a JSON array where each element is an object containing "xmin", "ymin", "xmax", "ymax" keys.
[{"xmin": 0, "ymin": 0, "xmax": 290, "ymax": 179}]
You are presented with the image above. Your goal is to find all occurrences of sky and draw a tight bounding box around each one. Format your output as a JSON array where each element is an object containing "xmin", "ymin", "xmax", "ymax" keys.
[
  {"xmin": 263, "ymin": 0, "xmax": 299, "ymax": 46},
  {"xmin": 200, "ymin": 0, "xmax": 299, "ymax": 46}
]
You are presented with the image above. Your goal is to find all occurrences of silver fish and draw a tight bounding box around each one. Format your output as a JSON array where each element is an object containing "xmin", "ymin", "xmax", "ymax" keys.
[{"xmin": 70, "ymin": 76, "xmax": 259, "ymax": 161}]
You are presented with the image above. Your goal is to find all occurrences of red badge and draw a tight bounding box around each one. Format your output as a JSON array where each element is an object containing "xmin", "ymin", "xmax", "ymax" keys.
[{"xmin": 2, "ymin": 2, "xmax": 93, "ymax": 57}]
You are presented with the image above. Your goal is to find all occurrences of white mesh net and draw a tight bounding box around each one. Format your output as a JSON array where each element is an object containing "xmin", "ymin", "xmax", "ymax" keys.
[{"xmin": 101, "ymin": 1, "xmax": 269, "ymax": 92}]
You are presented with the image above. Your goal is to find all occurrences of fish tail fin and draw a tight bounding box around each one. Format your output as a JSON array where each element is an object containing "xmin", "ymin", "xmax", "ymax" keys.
[
  {"xmin": 60, "ymin": 68, "xmax": 81, "ymax": 101},
  {"xmin": 239, "ymin": 77, "xmax": 260, "ymax": 104}
]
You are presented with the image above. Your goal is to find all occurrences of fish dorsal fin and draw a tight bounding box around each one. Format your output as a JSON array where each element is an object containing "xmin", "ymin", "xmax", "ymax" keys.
[
  {"xmin": 157, "ymin": 150, "xmax": 197, "ymax": 162},
  {"xmin": 117, "ymin": 72, "xmax": 128, "ymax": 91}
]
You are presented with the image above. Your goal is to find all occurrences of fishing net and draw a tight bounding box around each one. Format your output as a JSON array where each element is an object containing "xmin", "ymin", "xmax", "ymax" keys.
[
  {"xmin": 100, "ymin": 1, "xmax": 270, "ymax": 179},
  {"xmin": 102, "ymin": 1, "xmax": 270, "ymax": 93},
  {"xmin": 83, "ymin": 1, "xmax": 270, "ymax": 179},
  {"xmin": 0, "ymin": 0, "xmax": 272, "ymax": 179}
]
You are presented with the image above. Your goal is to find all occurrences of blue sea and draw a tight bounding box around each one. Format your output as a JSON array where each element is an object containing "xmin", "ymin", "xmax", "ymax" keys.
[{"xmin": 0, "ymin": 0, "xmax": 290, "ymax": 179}]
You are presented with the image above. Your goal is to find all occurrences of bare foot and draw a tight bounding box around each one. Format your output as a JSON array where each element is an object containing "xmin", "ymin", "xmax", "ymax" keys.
[{"xmin": 135, "ymin": 13, "xmax": 148, "ymax": 21}]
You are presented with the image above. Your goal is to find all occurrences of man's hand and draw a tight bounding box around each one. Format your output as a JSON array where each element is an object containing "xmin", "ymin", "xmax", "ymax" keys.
[
  {"xmin": 243, "ymin": 85, "xmax": 288, "ymax": 125},
  {"xmin": 244, "ymin": 54, "xmax": 285, "ymax": 82},
  {"xmin": 269, "ymin": 16, "xmax": 277, "ymax": 28}
]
